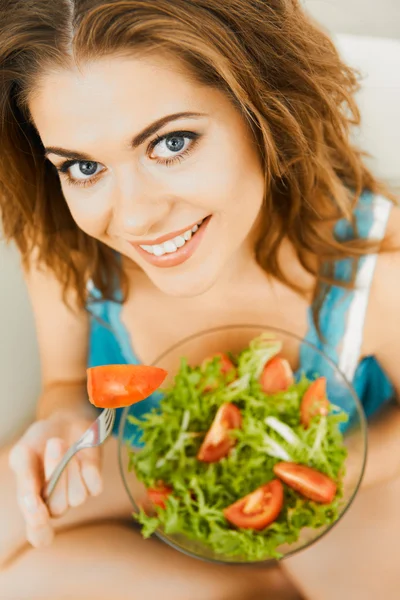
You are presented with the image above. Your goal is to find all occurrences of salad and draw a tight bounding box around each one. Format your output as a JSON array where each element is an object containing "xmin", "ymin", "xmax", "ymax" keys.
[{"xmin": 127, "ymin": 334, "xmax": 348, "ymax": 560}]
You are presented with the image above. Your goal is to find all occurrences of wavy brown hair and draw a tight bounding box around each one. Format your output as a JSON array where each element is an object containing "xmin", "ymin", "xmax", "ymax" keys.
[{"xmin": 0, "ymin": 0, "xmax": 396, "ymax": 322}]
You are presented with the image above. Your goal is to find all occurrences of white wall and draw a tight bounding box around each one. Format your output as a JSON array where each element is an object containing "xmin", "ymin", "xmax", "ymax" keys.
[
  {"xmin": 304, "ymin": 0, "xmax": 400, "ymax": 39},
  {"xmin": 336, "ymin": 35, "xmax": 400, "ymax": 193},
  {"xmin": 0, "ymin": 241, "xmax": 41, "ymax": 443}
]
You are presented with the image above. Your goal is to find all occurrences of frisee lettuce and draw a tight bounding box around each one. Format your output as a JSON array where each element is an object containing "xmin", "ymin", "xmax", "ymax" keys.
[{"xmin": 127, "ymin": 335, "xmax": 348, "ymax": 561}]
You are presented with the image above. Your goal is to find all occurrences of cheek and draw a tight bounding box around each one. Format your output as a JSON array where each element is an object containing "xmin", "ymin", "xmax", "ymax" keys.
[
  {"xmin": 182, "ymin": 137, "xmax": 264, "ymax": 216},
  {"xmin": 62, "ymin": 186, "xmax": 112, "ymax": 237},
  {"xmin": 201, "ymin": 153, "xmax": 265, "ymax": 221}
]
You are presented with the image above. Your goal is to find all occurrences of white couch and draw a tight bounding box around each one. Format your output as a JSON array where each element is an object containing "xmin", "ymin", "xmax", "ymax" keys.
[{"xmin": 1, "ymin": 33, "xmax": 399, "ymax": 446}]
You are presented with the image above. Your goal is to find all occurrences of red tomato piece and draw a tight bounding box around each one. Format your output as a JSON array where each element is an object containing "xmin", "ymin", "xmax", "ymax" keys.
[
  {"xmin": 202, "ymin": 352, "xmax": 236, "ymax": 375},
  {"xmin": 197, "ymin": 403, "xmax": 242, "ymax": 463},
  {"xmin": 87, "ymin": 364, "xmax": 167, "ymax": 409},
  {"xmin": 202, "ymin": 353, "xmax": 237, "ymax": 392},
  {"xmin": 300, "ymin": 377, "xmax": 330, "ymax": 428},
  {"xmin": 260, "ymin": 356, "xmax": 294, "ymax": 394},
  {"xmin": 223, "ymin": 480, "xmax": 284, "ymax": 530},
  {"xmin": 273, "ymin": 462, "xmax": 337, "ymax": 504},
  {"xmin": 147, "ymin": 483, "xmax": 173, "ymax": 510}
]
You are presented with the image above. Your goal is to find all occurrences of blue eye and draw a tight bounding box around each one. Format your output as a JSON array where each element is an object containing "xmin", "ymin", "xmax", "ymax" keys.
[
  {"xmin": 75, "ymin": 161, "xmax": 99, "ymax": 176},
  {"xmin": 164, "ymin": 136, "xmax": 186, "ymax": 152},
  {"xmin": 150, "ymin": 131, "xmax": 200, "ymax": 164},
  {"xmin": 57, "ymin": 160, "xmax": 104, "ymax": 186}
]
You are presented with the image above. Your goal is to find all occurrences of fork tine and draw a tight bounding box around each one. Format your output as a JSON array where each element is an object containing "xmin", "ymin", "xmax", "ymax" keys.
[
  {"xmin": 105, "ymin": 408, "xmax": 113, "ymax": 426},
  {"xmin": 107, "ymin": 419, "xmax": 115, "ymax": 436},
  {"xmin": 105, "ymin": 408, "xmax": 115, "ymax": 433}
]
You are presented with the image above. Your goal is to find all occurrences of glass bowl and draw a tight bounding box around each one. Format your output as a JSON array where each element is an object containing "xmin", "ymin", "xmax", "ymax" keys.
[{"xmin": 118, "ymin": 324, "xmax": 367, "ymax": 565}]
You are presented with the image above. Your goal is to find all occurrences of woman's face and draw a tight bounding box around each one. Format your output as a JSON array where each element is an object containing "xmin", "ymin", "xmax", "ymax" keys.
[{"xmin": 29, "ymin": 54, "xmax": 265, "ymax": 297}]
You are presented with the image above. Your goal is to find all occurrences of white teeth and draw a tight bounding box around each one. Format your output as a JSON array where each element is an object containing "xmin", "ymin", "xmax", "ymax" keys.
[
  {"xmin": 164, "ymin": 240, "xmax": 177, "ymax": 253},
  {"xmin": 153, "ymin": 245, "xmax": 165, "ymax": 257},
  {"xmin": 139, "ymin": 218, "xmax": 206, "ymax": 256},
  {"xmin": 174, "ymin": 235, "xmax": 185, "ymax": 248}
]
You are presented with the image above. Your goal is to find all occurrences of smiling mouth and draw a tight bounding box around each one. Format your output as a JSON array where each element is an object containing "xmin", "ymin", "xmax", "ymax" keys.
[
  {"xmin": 129, "ymin": 215, "xmax": 212, "ymax": 268},
  {"xmin": 138, "ymin": 217, "xmax": 206, "ymax": 257}
]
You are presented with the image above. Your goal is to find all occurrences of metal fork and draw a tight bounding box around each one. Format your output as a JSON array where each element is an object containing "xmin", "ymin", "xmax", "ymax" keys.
[{"xmin": 42, "ymin": 408, "xmax": 116, "ymax": 502}]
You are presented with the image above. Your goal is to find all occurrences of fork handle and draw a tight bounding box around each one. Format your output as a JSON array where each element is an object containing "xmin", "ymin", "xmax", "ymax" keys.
[{"xmin": 42, "ymin": 444, "xmax": 78, "ymax": 503}]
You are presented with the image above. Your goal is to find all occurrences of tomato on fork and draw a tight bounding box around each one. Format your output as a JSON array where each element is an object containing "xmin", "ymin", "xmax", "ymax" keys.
[{"xmin": 87, "ymin": 364, "xmax": 167, "ymax": 409}]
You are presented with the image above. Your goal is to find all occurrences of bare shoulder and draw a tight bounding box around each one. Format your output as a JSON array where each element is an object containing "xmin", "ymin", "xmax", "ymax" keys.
[
  {"xmin": 23, "ymin": 250, "xmax": 89, "ymax": 387},
  {"xmin": 363, "ymin": 202, "xmax": 400, "ymax": 393}
]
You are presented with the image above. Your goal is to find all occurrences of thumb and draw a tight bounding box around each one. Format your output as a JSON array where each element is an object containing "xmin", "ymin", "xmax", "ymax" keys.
[{"xmin": 77, "ymin": 446, "xmax": 103, "ymax": 497}]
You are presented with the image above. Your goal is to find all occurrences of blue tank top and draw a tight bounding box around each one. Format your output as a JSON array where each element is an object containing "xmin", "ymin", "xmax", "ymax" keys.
[{"xmin": 86, "ymin": 190, "xmax": 395, "ymax": 438}]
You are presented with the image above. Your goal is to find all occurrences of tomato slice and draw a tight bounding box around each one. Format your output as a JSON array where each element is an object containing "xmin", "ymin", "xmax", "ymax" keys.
[
  {"xmin": 300, "ymin": 377, "xmax": 329, "ymax": 428},
  {"xmin": 147, "ymin": 483, "xmax": 173, "ymax": 510},
  {"xmin": 260, "ymin": 356, "xmax": 294, "ymax": 394},
  {"xmin": 202, "ymin": 352, "xmax": 236, "ymax": 375},
  {"xmin": 87, "ymin": 364, "xmax": 168, "ymax": 409},
  {"xmin": 197, "ymin": 403, "xmax": 242, "ymax": 463},
  {"xmin": 201, "ymin": 353, "xmax": 237, "ymax": 392},
  {"xmin": 223, "ymin": 480, "xmax": 284, "ymax": 530},
  {"xmin": 273, "ymin": 462, "xmax": 337, "ymax": 504}
]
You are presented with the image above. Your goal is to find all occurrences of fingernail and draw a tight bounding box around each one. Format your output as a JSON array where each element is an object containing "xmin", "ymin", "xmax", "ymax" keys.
[
  {"xmin": 22, "ymin": 493, "xmax": 39, "ymax": 514},
  {"xmin": 82, "ymin": 465, "xmax": 103, "ymax": 496}
]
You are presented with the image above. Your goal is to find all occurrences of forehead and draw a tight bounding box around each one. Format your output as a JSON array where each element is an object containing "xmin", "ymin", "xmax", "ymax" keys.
[{"xmin": 28, "ymin": 54, "xmax": 217, "ymax": 149}]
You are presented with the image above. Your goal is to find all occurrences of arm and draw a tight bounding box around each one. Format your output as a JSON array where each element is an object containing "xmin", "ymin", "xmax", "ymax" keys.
[
  {"xmin": 6, "ymin": 256, "xmax": 100, "ymax": 552},
  {"xmin": 361, "ymin": 205, "xmax": 400, "ymax": 488},
  {"xmin": 23, "ymin": 254, "xmax": 94, "ymax": 421}
]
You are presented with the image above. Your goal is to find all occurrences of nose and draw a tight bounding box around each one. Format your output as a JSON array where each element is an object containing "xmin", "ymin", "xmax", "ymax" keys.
[{"xmin": 111, "ymin": 169, "xmax": 171, "ymax": 237}]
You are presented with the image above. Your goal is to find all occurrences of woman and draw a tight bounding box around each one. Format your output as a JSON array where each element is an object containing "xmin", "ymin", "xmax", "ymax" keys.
[{"xmin": 0, "ymin": 1, "xmax": 399, "ymax": 599}]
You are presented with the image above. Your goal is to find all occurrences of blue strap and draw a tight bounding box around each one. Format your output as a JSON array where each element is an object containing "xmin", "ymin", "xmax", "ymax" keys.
[{"xmin": 301, "ymin": 190, "xmax": 394, "ymax": 417}]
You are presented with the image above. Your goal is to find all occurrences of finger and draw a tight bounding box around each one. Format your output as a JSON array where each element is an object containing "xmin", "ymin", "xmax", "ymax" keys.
[
  {"xmin": 44, "ymin": 438, "xmax": 68, "ymax": 518},
  {"xmin": 9, "ymin": 443, "xmax": 54, "ymax": 547},
  {"xmin": 26, "ymin": 522, "xmax": 55, "ymax": 549},
  {"xmin": 78, "ymin": 446, "xmax": 103, "ymax": 497},
  {"xmin": 9, "ymin": 443, "xmax": 49, "ymax": 527},
  {"xmin": 67, "ymin": 456, "xmax": 88, "ymax": 508}
]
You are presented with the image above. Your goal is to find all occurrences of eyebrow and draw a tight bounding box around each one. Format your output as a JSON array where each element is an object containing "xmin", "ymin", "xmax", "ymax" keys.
[{"xmin": 44, "ymin": 111, "xmax": 205, "ymax": 160}]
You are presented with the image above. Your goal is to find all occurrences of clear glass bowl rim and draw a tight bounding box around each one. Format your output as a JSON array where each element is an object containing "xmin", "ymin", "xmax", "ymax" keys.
[{"xmin": 117, "ymin": 323, "xmax": 368, "ymax": 566}]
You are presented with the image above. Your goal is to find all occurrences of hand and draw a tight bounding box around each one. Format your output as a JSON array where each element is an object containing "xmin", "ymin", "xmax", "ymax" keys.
[{"xmin": 8, "ymin": 411, "xmax": 103, "ymax": 548}]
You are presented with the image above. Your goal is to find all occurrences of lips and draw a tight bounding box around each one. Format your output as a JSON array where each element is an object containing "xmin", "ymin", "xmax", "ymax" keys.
[
  {"xmin": 139, "ymin": 218, "xmax": 205, "ymax": 257},
  {"xmin": 130, "ymin": 217, "xmax": 205, "ymax": 247},
  {"xmin": 129, "ymin": 215, "xmax": 212, "ymax": 268}
]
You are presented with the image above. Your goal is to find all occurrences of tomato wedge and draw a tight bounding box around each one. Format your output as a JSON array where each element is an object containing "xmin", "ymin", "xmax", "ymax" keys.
[
  {"xmin": 197, "ymin": 403, "xmax": 242, "ymax": 463},
  {"xmin": 273, "ymin": 462, "xmax": 337, "ymax": 504},
  {"xmin": 87, "ymin": 364, "xmax": 167, "ymax": 409},
  {"xmin": 147, "ymin": 483, "xmax": 173, "ymax": 509},
  {"xmin": 202, "ymin": 352, "xmax": 237, "ymax": 392},
  {"xmin": 260, "ymin": 356, "xmax": 294, "ymax": 394},
  {"xmin": 223, "ymin": 480, "xmax": 284, "ymax": 530},
  {"xmin": 300, "ymin": 377, "xmax": 329, "ymax": 428},
  {"xmin": 202, "ymin": 352, "xmax": 236, "ymax": 375}
]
